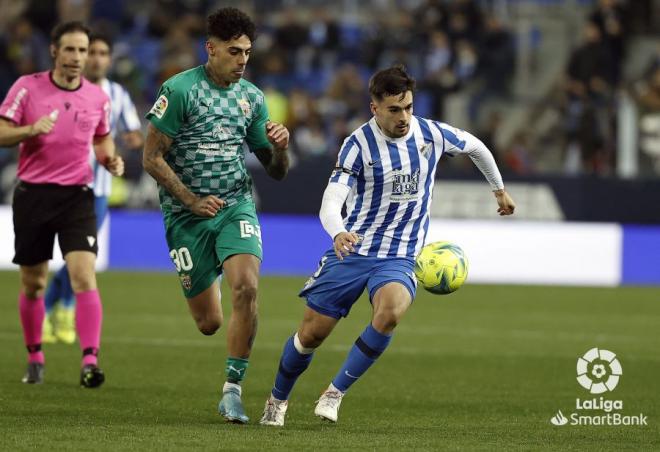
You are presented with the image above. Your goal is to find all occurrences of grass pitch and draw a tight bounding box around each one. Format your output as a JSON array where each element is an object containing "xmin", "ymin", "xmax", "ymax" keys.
[{"xmin": 0, "ymin": 271, "xmax": 658, "ymax": 451}]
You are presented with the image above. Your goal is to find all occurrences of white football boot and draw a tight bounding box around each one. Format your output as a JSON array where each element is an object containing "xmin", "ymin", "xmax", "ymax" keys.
[
  {"xmin": 260, "ymin": 395, "xmax": 288, "ymax": 426},
  {"xmin": 314, "ymin": 383, "xmax": 344, "ymax": 422}
]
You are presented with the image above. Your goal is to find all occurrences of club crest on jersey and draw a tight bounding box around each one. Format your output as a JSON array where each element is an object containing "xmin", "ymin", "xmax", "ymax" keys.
[
  {"xmin": 150, "ymin": 95, "xmax": 168, "ymax": 119},
  {"xmin": 238, "ymin": 98, "xmax": 251, "ymax": 117},
  {"xmin": 391, "ymin": 168, "xmax": 420, "ymax": 202},
  {"xmin": 179, "ymin": 274, "xmax": 192, "ymax": 291},
  {"xmin": 419, "ymin": 142, "xmax": 432, "ymax": 157}
]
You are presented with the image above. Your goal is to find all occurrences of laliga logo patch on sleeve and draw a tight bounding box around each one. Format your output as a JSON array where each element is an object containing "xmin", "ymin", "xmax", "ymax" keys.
[{"xmin": 150, "ymin": 95, "xmax": 169, "ymax": 119}]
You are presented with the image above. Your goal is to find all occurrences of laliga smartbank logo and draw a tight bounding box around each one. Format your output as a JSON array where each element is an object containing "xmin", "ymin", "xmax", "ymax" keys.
[
  {"xmin": 550, "ymin": 348, "xmax": 648, "ymax": 427},
  {"xmin": 576, "ymin": 347, "xmax": 621, "ymax": 394}
]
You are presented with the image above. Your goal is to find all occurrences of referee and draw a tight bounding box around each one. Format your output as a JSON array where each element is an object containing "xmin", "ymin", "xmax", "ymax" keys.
[{"xmin": 0, "ymin": 21, "xmax": 124, "ymax": 387}]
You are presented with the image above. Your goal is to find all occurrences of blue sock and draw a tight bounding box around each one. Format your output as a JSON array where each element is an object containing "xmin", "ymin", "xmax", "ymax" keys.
[
  {"xmin": 332, "ymin": 323, "xmax": 392, "ymax": 392},
  {"xmin": 272, "ymin": 335, "xmax": 314, "ymax": 400},
  {"xmin": 44, "ymin": 266, "xmax": 69, "ymax": 312}
]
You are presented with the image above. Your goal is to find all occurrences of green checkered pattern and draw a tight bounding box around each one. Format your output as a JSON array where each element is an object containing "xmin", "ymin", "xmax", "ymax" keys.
[{"xmin": 146, "ymin": 66, "xmax": 271, "ymax": 214}]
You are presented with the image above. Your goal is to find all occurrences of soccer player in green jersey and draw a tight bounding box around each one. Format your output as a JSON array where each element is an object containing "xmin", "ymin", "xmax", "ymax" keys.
[{"xmin": 143, "ymin": 8, "xmax": 290, "ymax": 424}]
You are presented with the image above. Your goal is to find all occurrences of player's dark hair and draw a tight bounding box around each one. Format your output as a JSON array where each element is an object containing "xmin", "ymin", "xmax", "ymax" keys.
[
  {"xmin": 369, "ymin": 65, "xmax": 416, "ymax": 101},
  {"xmin": 207, "ymin": 7, "xmax": 256, "ymax": 42},
  {"xmin": 51, "ymin": 21, "xmax": 91, "ymax": 47},
  {"xmin": 89, "ymin": 33, "xmax": 113, "ymax": 53}
]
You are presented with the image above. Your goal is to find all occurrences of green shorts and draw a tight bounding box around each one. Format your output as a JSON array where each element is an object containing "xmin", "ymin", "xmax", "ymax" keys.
[{"xmin": 163, "ymin": 200, "xmax": 262, "ymax": 298}]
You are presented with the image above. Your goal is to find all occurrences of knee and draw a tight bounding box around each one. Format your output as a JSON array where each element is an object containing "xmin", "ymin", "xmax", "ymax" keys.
[
  {"xmin": 197, "ymin": 317, "xmax": 222, "ymax": 336},
  {"xmin": 21, "ymin": 275, "xmax": 46, "ymax": 299},
  {"xmin": 372, "ymin": 310, "xmax": 401, "ymax": 334},
  {"xmin": 231, "ymin": 282, "xmax": 258, "ymax": 306},
  {"xmin": 68, "ymin": 270, "xmax": 96, "ymax": 293},
  {"xmin": 298, "ymin": 329, "xmax": 325, "ymax": 349}
]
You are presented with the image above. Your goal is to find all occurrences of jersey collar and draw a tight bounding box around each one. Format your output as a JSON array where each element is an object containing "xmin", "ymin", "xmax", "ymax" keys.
[{"xmin": 49, "ymin": 71, "xmax": 83, "ymax": 91}]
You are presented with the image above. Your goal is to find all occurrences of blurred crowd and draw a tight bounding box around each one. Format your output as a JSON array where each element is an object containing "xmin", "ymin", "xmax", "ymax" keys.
[
  {"xmin": 558, "ymin": 0, "xmax": 642, "ymax": 175},
  {"xmin": 0, "ymin": 0, "xmax": 659, "ymax": 202}
]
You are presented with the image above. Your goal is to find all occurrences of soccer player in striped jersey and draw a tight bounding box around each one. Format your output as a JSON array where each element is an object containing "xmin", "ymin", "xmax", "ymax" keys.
[
  {"xmin": 42, "ymin": 34, "xmax": 143, "ymax": 344},
  {"xmin": 260, "ymin": 65, "xmax": 516, "ymax": 426}
]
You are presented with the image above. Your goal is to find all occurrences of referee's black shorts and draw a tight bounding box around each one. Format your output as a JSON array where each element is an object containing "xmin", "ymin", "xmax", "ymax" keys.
[{"xmin": 12, "ymin": 181, "xmax": 98, "ymax": 266}]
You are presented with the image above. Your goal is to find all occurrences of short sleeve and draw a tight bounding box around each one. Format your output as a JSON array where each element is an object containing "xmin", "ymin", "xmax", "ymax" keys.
[
  {"xmin": 95, "ymin": 99, "xmax": 111, "ymax": 137},
  {"xmin": 145, "ymin": 82, "xmax": 187, "ymax": 138},
  {"xmin": 328, "ymin": 135, "xmax": 363, "ymax": 188},
  {"xmin": 245, "ymin": 95, "xmax": 271, "ymax": 151},
  {"xmin": 0, "ymin": 77, "xmax": 29, "ymax": 125}
]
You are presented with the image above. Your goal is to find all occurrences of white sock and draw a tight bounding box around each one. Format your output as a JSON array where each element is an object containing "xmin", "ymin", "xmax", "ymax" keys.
[
  {"xmin": 223, "ymin": 381, "xmax": 241, "ymax": 396},
  {"xmin": 293, "ymin": 332, "xmax": 315, "ymax": 354}
]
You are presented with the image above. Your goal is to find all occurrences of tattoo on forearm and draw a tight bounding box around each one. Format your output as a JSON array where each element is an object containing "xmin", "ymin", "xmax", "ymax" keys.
[
  {"xmin": 255, "ymin": 147, "xmax": 289, "ymax": 180},
  {"xmin": 143, "ymin": 126, "xmax": 196, "ymax": 206}
]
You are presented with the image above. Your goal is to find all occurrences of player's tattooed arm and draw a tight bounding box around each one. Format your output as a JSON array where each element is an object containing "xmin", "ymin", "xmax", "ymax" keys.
[
  {"xmin": 253, "ymin": 121, "xmax": 290, "ymax": 180},
  {"xmin": 143, "ymin": 123, "xmax": 225, "ymax": 217}
]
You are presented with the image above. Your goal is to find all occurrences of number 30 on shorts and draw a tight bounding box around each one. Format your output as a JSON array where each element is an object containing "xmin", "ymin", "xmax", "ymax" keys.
[{"xmin": 170, "ymin": 247, "xmax": 193, "ymax": 272}]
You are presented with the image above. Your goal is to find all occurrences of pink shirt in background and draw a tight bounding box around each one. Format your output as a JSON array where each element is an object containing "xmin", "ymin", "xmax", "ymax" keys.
[{"xmin": 0, "ymin": 71, "xmax": 110, "ymax": 186}]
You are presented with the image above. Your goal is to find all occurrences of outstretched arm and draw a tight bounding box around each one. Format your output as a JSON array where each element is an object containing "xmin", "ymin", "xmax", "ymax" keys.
[
  {"xmin": 143, "ymin": 123, "xmax": 224, "ymax": 217},
  {"xmin": 449, "ymin": 129, "xmax": 516, "ymax": 216},
  {"xmin": 253, "ymin": 121, "xmax": 290, "ymax": 180}
]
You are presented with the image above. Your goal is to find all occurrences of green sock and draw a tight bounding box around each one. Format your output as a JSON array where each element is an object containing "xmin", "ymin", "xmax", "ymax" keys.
[{"xmin": 226, "ymin": 357, "xmax": 249, "ymax": 384}]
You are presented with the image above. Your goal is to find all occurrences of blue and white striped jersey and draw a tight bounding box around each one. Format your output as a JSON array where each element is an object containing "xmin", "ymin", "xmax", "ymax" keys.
[
  {"xmin": 90, "ymin": 78, "xmax": 141, "ymax": 197},
  {"xmin": 329, "ymin": 115, "xmax": 477, "ymax": 258}
]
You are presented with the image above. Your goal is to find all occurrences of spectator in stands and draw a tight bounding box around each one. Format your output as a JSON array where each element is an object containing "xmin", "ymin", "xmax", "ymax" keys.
[
  {"xmin": 413, "ymin": 0, "xmax": 448, "ymax": 39},
  {"xmin": 287, "ymin": 88, "xmax": 317, "ymax": 130},
  {"xmin": 589, "ymin": 0, "xmax": 627, "ymax": 85},
  {"xmin": 158, "ymin": 23, "xmax": 198, "ymax": 83},
  {"xmin": 307, "ymin": 6, "xmax": 340, "ymax": 72},
  {"xmin": 504, "ymin": 132, "xmax": 534, "ymax": 175},
  {"xmin": 632, "ymin": 62, "xmax": 660, "ymax": 173},
  {"xmin": 469, "ymin": 15, "xmax": 515, "ymax": 122},
  {"xmin": 321, "ymin": 64, "xmax": 367, "ymax": 121},
  {"xmin": 453, "ymin": 39, "xmax": 478, "ymax": 84},
  {"xmin": 294, "ymin": 115, "xmax": 329, "ymax": 159},
  {"xmin": 420, "ymin": 31, "xmax": 458, "ymax": 118},
  {"xmin": 562, "ymin": 21, "xmax": 615, "ymax": 174},
  {"xmin": 449, "ymin": 0, "xmax": 483, "ymax": 39},
  {"xmin": 275, "ymin": 7, "xmax": 309, "ymax": 69},
  {"xmin": 3, "ymin": 17, "xmax": 50, "ymax": 79}
]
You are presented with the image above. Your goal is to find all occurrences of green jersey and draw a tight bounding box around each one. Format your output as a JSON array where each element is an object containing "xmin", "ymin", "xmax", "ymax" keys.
[{"xmin": 146, "ymin": 65, "xmax": 271, "ymax": 214}]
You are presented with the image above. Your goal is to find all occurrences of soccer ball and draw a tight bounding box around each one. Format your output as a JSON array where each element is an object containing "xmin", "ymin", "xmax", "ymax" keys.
[{"xmin": 414, "ymin": 241, "xmax": 469, "ymax": 295}]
